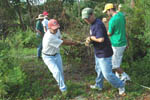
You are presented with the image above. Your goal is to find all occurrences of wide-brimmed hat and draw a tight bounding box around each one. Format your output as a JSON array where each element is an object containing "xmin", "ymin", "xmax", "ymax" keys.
[
  {"xmin": 48, "ymin": 19, "xmax": 60, "ymax": 30},
  {"xmin": 36, "ymin": 14, "xmax": 45, "ymax": 20}
]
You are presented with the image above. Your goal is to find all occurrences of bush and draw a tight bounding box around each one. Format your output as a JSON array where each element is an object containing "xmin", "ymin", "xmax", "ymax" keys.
[
  {"xmin": 122, "ymin": 0, "xmax": 150, "ymax": 63},
  {"xmin": 0, "ymin": 41, "xmax": 26, "ymax": 98},
  {"xmin": 5, "ymin": 28, "xmax": 38, "ymax": 48}
]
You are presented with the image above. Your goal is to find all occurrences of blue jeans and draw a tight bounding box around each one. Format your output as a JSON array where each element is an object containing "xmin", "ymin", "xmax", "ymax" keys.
[
  {"xmin": 37, "ymin": 42, "xmax": 42, "ymax": 57},
  {"xmin": 42, "ymin": 53, "xmax": 67, "ymax": 92},
  {"xmin": 36, "ymin": 34, "xmax": 42, "ymax": 57},
  {"xmin": 95, "ymin": 56, "xmax": 124, "ymax": 89}
]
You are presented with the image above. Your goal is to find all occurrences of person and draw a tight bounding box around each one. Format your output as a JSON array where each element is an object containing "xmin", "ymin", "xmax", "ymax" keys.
[
  {"xmin": 117, "ymin": 4, "xmax": 122, "ymax": 12},
  {"xmin": 42, "ymin": 11, "xmax": 49, "ymax": 33},
  {"xmin": 36, "ymin": 14, "xmax": 45, "ymax": 59},
  {"xmin": 103, "ymin": 3, "xmax": 130, "ymax": 81},
  {"xmin": 42, "ymin": 19, "xmax": 77, "ymax": 95},
  {"xmin": 82, "ymin": 8, "xmax": 126, "ymax": 96}
]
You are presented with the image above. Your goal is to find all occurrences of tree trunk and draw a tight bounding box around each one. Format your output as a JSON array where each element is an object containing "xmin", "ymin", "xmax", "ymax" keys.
[
  {"xmin": 15, "ymin": 0, "xmax": 25, "ymax": 29},
  {"xmin": 131, "ymin": 0, "xmax": 135, "ymax": 8},
  {"xmin": 16, "ymin": 6, "xmax": 25, "ymax": 29},
  {"xmin": 26, "ymin": 0, "xmax": 33, "ymax": 26},
  {"xmin": 78, "ymin": 0, "xmax": 80, "ymax": 17}
]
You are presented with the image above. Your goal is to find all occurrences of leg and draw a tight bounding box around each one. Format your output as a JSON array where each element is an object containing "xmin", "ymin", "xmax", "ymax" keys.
[
  {"xmin": 55, "ymin": 54, "xmax": 66, "ymax": 91},
  {"xmin": 36, "ymin": 35, "xmax": 43, "ymax": 58},
  {"xmin": 42, "ymin": 54, "xmax": 67, "ymax": 92},
  {"xmin": 56, "ymin": 54, "xmax": 64, "ymax": 75},
  {"xmin": 98, "ymin": 56, "xmax": 124, "ymax": 88},
  {"xmin": 112, "ymin": 46, "xmax": 130, "ymax": 80},
  {"xmin": 95, "ymin": 56, "xmax": 104, "ymax": 89},
  {"xmin": 37, "ymin": 41, "xmax": 42, "ymax": 58},
  {"xmin": 112, "ymin": 46, "xmax": 125, "ymax": 73}
]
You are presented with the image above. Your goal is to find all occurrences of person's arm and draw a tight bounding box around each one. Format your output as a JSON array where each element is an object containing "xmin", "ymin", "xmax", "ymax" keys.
[
  {"xmin": 42, "ymin": 21, "xmax": 47, "ymax": 32},
  {"xmin": 91, "ymin": 23, "xmax": 105, "ymax": 43},
  {"xmin": 108, "ymin": 19, "xmax": 114, "ymax": 37},
  {"xmin": 62, "ymin": 39, "xmax": 77, "ymax": 45},
  {"xmin": 36, "ymin": 29, "xmax": 43, "ymax": 37},
  {"xmin": 90, "ymin": 36, "xmax": 104, "ymax": 43},
  {"xmin": 43, "ymin": 26, "xmax": 47, "ymax": 32}
]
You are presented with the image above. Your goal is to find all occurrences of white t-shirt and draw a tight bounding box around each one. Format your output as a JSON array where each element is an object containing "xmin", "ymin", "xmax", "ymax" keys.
[
  {"xmin": 42, "ymin": 18, "xmax": 49, "ymax": 32},
  {"xmin": 42, "ymin": 29, "xmax": 63, "ymax": 55}
]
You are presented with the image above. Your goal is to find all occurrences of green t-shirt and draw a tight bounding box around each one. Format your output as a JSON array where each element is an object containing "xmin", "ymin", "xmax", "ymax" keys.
[
  {"xmin": 108, "ymin": 12, "xmax": 127, "ymax": 47},
  {"xmin": 36, "ymin": 20, "xmax": 44, "ymax": 35}
]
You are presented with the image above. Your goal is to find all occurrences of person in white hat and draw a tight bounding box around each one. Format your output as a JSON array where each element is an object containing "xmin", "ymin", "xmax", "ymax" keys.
[{"xmin": 35, "ymin": 14, "xmax": 45, "ymax": 59}]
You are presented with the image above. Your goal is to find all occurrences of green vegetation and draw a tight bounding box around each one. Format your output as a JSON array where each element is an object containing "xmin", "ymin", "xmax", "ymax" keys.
[{"xmin": 0, "ymin": 0, "xmax": 150, "ymax": 99}]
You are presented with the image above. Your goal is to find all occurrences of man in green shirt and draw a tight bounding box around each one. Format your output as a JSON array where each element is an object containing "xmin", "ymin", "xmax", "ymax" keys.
[
  {"xmin": 103, "ymin": 3, "xmax": 130, "ymax": 82},
  {"xmin": 36, "ymin": 14, "xmax": 45, "ymax": 59}
]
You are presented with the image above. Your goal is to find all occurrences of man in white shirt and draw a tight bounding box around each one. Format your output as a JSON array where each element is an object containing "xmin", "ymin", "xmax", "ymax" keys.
[
  {"xmin": 42, "ymin": 11, "xmax": 49, "ymax": 33},
  {"xmin": 42, "ymin": 19, "xmax": 77, "ymax": 95}
]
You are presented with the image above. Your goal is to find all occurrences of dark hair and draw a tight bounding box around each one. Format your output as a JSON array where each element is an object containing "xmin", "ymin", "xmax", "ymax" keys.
[
  {"xmin": 112, "ymin": 8, "xmax": 116, "ymax": 11},
  {"xmin": 108, "ymin": 8, "xmax": 116, "ymax": 12}
]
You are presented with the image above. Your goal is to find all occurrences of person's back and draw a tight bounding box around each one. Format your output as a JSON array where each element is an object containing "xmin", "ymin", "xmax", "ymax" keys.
[
  {"xmin": 42, "ymin": 18, "xmax": 49, "ymax": 32},
  {"xmin": 36, "ymin": 20, "xmax": 44, "ymax": 36},
  {"xmin": 109, "ymin": 12, "xmax": 127, "ymax": 47},
  {"xmin": 104, "ymin": 3, "xmax": 130, "ymax": 88}
]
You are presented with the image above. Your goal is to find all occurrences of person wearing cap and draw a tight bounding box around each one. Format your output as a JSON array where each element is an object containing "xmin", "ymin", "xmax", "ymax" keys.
[
  {"xmin": 42, "ymin": 11, "xmax": 49, "ymax": 33},
  {"xmin": 42, "ymin": 19, "xmax": 77, "ymax": 95},
  {"xmin": 103, "ymin": 3, "xmax": 130, "ymax": 84},
  {"xmin": 36, "ymin": 14, "xmax": 45, "ymax": 59},
  {"xmin": 82, "ymin": 8, "xmax": 126, "ymax": 96}
]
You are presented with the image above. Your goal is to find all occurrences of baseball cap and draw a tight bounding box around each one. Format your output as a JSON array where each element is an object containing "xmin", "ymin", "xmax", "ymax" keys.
[
  {"xmin": 48, "ymin": 19, "xmax": 60, "ymax": 30},
  {"xmin": 43, "ymin": 11, "xmax": 49, "ymax": 16},
  {"xmin": 103, "ymin": 3, "xmax": 114, "ymax": 13},
  {"xmin": 82, "ymin": 8, "xmax": 93, "ymax": 19}
]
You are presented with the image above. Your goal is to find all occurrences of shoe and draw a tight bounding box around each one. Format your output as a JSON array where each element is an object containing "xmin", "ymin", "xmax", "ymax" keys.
[
  {"xmin": 115, "ymin": 72, "xmax": 121, "ymax": 79},
  {"xmin": 121, "ymin": 72, "xmax": 131, "ymax": 83},
  {"xmin": 118, "ymin": 87, "xmax": 126, "ymax": 96},
  {"xmin": 90, "ymin": 84, "xmax": 102, "ymax": 91}
]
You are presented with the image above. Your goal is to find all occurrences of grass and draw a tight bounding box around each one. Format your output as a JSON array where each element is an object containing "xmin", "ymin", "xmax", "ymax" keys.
[{"xmin": 2, "ymin": 47, "xmax": 150, "ymax": 100}]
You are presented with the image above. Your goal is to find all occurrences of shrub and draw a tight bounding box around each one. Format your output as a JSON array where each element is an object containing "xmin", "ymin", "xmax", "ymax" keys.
[{"xmin": 5, "ymin": 28, "xmax": 38, "ymax": 48}]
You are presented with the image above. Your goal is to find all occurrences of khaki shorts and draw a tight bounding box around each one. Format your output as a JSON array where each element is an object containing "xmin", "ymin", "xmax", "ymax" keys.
[{"xmin": 112, "ymin": 46, "xmax": 126, "ymax": 69}]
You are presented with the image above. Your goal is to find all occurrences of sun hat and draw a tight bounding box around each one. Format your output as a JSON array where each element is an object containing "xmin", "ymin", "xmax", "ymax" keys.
[{"xmin": 36, "ymin": 14, "xmax": 45, "ymax": 20}]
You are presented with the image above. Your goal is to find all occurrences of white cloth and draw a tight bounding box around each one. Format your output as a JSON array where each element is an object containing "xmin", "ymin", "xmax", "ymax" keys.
[
  {"xmin": 42, "ymin": 18, "xmax": 49, "ymax": 32},
  {"xmin": 112, "ymin": 46, "xmax": 126, "ymax": 69},
  {"xmin": 42, "ymin": 29, "xmax": 63, "ymax": 55}
]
